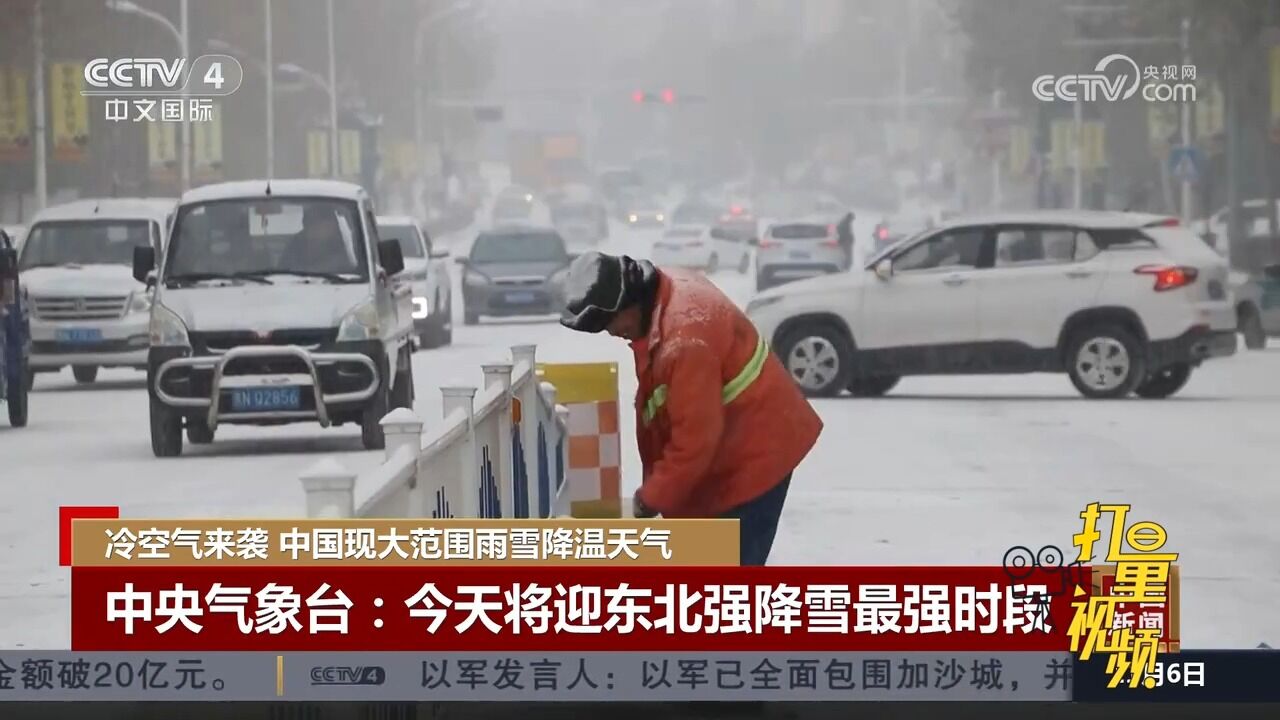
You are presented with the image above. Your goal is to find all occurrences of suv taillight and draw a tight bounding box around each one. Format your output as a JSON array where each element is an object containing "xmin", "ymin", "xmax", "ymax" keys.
[
  {"xmin": 1135, "ymin": 264, "xmax": 1197, "ymax": 291},
  {"xmin": 822, "ymin": 224, "xmax": 839, "ymax": 247}
]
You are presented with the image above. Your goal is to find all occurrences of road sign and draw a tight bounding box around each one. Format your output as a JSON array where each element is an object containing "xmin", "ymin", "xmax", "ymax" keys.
[{"xmin": 1169, "ymin": 145, "xmax": 1200, "ymax": 182}]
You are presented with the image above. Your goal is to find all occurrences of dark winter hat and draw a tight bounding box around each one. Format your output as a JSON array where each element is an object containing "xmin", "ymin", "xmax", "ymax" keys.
[{"xmin": 560, "ymin": 251, "xmax": 630, "ymax": 334}]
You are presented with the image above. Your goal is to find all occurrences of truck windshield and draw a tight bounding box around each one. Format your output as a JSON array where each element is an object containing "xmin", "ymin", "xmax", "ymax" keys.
[
  {"xmin": 471, "ymin": 232, "xmax": 566, "ymax": 264},
  {"xmin": 164, "ymin": 198, "xmax": 369, "ymax": 283},
  {"xmin": 20, "ymin": 220, "xmax": 151, "ymax": 270}
]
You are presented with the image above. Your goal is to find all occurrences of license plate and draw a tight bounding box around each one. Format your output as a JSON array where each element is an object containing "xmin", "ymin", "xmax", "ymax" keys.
[
  {"xmin": 229, "ymin": 386, "xmax": 302, "ymax": 412},
  {"xmin": 505, "ymin": 291, "xmax": 536, "ymax": 304},
  {"xmin": 56, "ymin": 328, "xmax": 102, "ymax": 343},
  {"xmin": 789, "ymin": 250, "xmax": 810, "ymax": 260}
]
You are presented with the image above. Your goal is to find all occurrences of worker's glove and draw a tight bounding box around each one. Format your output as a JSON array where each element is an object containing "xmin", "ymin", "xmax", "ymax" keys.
[{"xmin": 632, "ymin": 491, "xmax": 659, "ymax": 519}]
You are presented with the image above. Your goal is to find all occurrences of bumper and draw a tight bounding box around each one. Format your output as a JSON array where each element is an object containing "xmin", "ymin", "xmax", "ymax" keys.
[
  {"xmin": 1149, "ymin": 326, "xmax": 1237, "ymax": 369},
  {"xmin": 149, "ymin": 341, "xmax": 384, "ymax": 429},
  {"xmin": 758, "ymin": 262, "xmax": 841, "ymax": 284},
  {"xmin": 464, "ymin": 284, "xmax": 561, "ymax": 317},
  {"xmin": 29, "ymin": 316, "xmax": 150, "ymax": 368}
]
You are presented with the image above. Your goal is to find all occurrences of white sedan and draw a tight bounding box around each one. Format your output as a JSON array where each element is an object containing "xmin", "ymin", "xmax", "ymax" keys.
[{"xmin": 651, "ymin": 225, "xmax": 752, "ymax": 274}]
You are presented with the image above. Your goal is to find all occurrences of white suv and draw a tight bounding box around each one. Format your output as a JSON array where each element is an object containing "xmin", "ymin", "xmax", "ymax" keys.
[{"xmin": 746, "ymin": 211, "xmax": 1237, "ymax": 399}]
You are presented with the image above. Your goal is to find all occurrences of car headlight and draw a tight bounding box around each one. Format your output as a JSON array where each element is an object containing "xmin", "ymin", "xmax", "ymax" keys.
[
  {"xmin": 464, "ymin": 269, "xmax": 489, "ymax": 287},
  {"xmin": 149, "ymin": 302, "xmax": 190, "ymax": 347},
  {"xmin": 745, "ymin": 295, "xmax": 784, "ymax": 316},
  {"xmin": 336, "ymin": 297, "xmax": 380, "ymax": 341},
  {"xmin": 128, "ymin": 292, "xmax": 152, "ymax": 314},
  {"xmin": 656, "ymin": 213, "xmax": 665, "ymax": 222},
  {"xmin": 629, "ymin": 214, "xmax": 638, "ymax": 223}
]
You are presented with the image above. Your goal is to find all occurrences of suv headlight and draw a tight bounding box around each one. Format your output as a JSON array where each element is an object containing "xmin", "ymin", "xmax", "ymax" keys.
[
  {"xmin": 149, "ymin": 302, "xmax": 190, "ymax": 347},
  {"xmin": 337, "ymin": 297, "xmax": 380, "ymax": 341},
  {"xmin": 128, "ymin": 292, "xmax": 152, "ymax": 315}
]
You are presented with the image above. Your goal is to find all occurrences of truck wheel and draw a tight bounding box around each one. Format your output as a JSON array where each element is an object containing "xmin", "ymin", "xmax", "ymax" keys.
[
  {"xmin": 1134, "ymin": 363, "xmax": 1192, "ymax": 399},
  {"xmin": 186, "ymin": 417, "xmax": 215, "ymax": 444},
  {"xmin": 390, "ymin": 352, "xmax": 414, "ymax": 410},
  {"xmin": 23, "ymin": 367, "xmax": 34, "ymax": 392},
  {"xmin": 7, "ymin": 368, "xmax": 28, "ymax": 428},
  {"xmin": 72, "ymin": 365, "xmax": 98, "ymax": 384},
  {"xmin": 1066, "ymin": 324, "xmax": 1147, "ymax": 399},
  {"xmin": 1239, "ymin": 305, "xmax": 1266, "ymax": 350},
  {"xmin": 150, "ymin": 395, "xmax": 183, "ymax": 457}
]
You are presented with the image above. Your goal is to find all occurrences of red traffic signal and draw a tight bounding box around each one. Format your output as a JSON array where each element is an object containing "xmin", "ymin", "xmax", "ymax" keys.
[
  {"xmin": 660, "ymin": 88, "xmax": 676, "ymax": 104},
  {"xmin": 632, "ymin": 90, "xmax": 647, "ymax": 103}
]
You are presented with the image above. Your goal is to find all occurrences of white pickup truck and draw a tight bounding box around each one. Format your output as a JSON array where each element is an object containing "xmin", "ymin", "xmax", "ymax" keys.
[{"xmin": 134, "ymin": 180, "xmax": 416, "ymax": 456}]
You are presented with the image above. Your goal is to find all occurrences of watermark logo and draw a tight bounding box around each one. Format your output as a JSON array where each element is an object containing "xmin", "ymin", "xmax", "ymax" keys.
[
  {"xmin": 1033, "ymin": 53, "xmax": 1196, "ymax": 103},
  {"xmin": 309, "ymin": 665, "xmax": 386, "ymax": 686},
  {"xmin": 81, "ymin": 54, "xmax": 243, "ymax": 124}
]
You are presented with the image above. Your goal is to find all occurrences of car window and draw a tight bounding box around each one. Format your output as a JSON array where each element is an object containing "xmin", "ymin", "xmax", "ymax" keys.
[
  {"xmin": 377, "ymin": 224, "xmax": 425, "ymax": 258},
  {"xmin": 994, "ymin": 227, "xmax": 1088, "ymax": 267},
  {"xmin": 770, "ymin": 224, "xmax": 829, "ymax": 240},
  {"xmin": 20, "ymin": 220, "xmax": 152, "ymax": 269},
  {"xmin": 165, "ymin": 198, "xmax": 368, "ymax": 281},
  {"xmin": 894, "ymin": 229, "xmax": 985, "ymax": 273}
]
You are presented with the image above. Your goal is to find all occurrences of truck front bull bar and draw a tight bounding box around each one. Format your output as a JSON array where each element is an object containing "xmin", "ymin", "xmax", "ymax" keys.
[{"xmin": 154, "ymin": 345, "xmax": 380, "ymax": 431}]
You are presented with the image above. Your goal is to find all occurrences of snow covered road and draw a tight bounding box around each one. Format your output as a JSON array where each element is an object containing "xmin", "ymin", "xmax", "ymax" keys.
[{"xmin": 2, "ymin": 223, "xmax": 1278, "ymax": 649}]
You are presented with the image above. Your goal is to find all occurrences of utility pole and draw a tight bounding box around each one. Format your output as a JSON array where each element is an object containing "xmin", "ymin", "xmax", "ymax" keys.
[
  {"xmin": 326, "ymin": 0, "xmax": 339, "ymax": 179},
  {"xmin": 992, "ymin": 89, "xmax": 1004, "ymax": 209},
  {"xmin": 32, "ymin": 0, "xmax": 47, "ymax": 213},
  {"xmin": 179, "ymin": 0, "xmax": 190, "ymax": 192},
  {"xmin": 265, "ymin": 0, "xmax": 274, "ymax": 178},
  {"xmin": 1072, "ymin": 95, "xmax": 1083, "ymax": 209},
  {"xmin": 1178, "ymin": 16, "xmax": 1193, "ymax": 222}
]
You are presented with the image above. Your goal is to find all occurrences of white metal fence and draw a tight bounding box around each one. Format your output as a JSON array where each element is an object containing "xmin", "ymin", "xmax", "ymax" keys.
[{"xmin": 298, "ymin": 344, "xmax": 572, "ymax": 520}]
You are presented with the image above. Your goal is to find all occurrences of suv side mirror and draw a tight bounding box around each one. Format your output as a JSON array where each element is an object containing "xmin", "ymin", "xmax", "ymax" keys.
[
  {"xmin": 1264, "ymin": 263, "xmax": 1280, "ymax": 280},
  {"xmin": 133, "ymin": 245, "xmax": 156, "ymax": 284},
  {"xmin": 873, "ymin": 258, "xmax": 893, "ymax": 281},
  {"xmin": 377, "ymin": 238, "xmax": 405, "ymax": 275}
]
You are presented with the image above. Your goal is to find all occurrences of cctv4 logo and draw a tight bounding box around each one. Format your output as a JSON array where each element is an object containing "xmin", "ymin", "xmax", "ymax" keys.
[
  {"xmin": 309, "ymin": 666, "xmax": 386, "ymax": 686},
  {"xmin": 84, "ymin": 58, "xmax": 228, "ymax": 92}
]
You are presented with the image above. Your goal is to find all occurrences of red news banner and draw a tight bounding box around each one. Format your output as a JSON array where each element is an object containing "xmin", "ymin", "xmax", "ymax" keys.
[{"xmin": 72, "ymin": 566, "xmax": 1079, "ymax": 652}]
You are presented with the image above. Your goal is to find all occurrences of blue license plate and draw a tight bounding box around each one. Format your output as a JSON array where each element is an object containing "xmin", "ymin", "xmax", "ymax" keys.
[
  {"xmin": 505, "ymin": 291, "xmax": 536, "ymax": 304},
  {"xmin": 229, "ymin": 386, "xmax": 302, "ymax": 412},
  {"xmin": 789, "ymin": 250, "xmax": 810, "ymax": 260},
  {"xmin": 56, "ymin": 328, "xmax": 102, "ymax": 343}
]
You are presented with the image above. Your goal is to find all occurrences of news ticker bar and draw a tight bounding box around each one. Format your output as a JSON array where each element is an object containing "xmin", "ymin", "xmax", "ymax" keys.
[
  {"xmin": 4, "ymin": 651, "xmax": 1277, "ymax": 702},
  {"xmin": 0, "ymin": 652, "xmax": 1066, "ymax": 702}
]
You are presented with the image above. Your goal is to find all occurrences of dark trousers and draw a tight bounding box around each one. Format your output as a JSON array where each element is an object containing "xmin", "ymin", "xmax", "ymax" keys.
[{"xmin": 720, "ymin": 474, "xmax": 792, "ymax": 566}]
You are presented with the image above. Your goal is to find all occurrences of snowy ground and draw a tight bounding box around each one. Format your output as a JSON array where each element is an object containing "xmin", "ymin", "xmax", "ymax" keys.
[{"xmin": 2, "ymin": 218, "xmax": 1278, "ymax": 650}]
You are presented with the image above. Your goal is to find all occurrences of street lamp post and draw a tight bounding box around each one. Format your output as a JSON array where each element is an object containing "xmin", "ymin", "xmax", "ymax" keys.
[
  {"xmin": 32, "ymin": 0, "xmax": 47, "ymax": 213},
  {"xmin": 105, "ymin": 0, "xmax": 190, "ymax": 192},
  {"xmin": 412, "ymin": 1, "xmax": 476, "ymax": 191},
  {"xmin": 325, "ymin": 0, "xmax": 338, "ymax": 179},
  {"xmin": 265, "ymin": 0, "xmax": 274, "ymax": 178}
]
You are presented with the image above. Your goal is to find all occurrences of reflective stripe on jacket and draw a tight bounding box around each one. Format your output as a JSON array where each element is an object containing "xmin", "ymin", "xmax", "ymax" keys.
[{"xmin": 631, "ymin": 269, "xmax": 823, "ymax": 518}]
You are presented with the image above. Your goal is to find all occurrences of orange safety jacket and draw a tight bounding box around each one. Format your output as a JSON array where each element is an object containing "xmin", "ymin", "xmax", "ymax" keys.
[{"xmin": 631, "ymin": 269, "xmax": 823, "ymax": 518}]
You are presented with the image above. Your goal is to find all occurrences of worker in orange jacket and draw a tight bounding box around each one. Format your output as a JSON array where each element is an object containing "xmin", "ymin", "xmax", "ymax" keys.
[{"xmin": 560, "ymin": 251, "xmax": 823, "ymax": 565}]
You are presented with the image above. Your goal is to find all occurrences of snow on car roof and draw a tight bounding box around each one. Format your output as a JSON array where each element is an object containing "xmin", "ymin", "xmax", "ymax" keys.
[
  {"xmin": 31, "ymin": 197, "xmax": 176, "ymax": 223},
  {"xmin": 180, "ymin": 179, "xmax": 366, "ymax": 205},
  {"xmin": 935, "ymin": 210, "xmax": 1173, "ymax": 231}
]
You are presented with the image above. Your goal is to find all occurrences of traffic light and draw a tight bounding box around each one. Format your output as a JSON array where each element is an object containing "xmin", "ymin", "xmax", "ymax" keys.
[
  {"xmin": 632, "ymin": 89, "xmax": 647, "ymax": 104},
  {"xmin": 660, "ymin": 88, "xmax": 676, "ymax": 104},
  {"xmin": 631, "ymin": 89, "xmax": 681, "ymax": 104}
]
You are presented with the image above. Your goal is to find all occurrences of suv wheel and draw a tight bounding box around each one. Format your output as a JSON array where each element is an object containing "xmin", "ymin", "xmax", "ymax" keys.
[
  {"xmin": 778, "ymin": 324, "xmax": 853, "ymax": 398},
  {"xmin": 848, "ymin": 375, "xmax": 900, "ymax": 398},
  {"xmin": 7, "ymin": 366, "xmax": 28, "ymax": 428},
  {"xmin": 1134, "ymin": 363, "xmax": 1192, "ymax": 399},
  {"xmin": 1239, "ymin": 305, "xmax": 1266, "ymax": 350},
  {"xmin": 1066, "ymin": 325, "xmax": 1146, "ymax": 399},
  {"xmin": 150, "ymin": 395, "xmax": 183, "ymax": 457},
  {"xmin": 361, "ymin": 360, "xmax": 396, "ymax": 451},
  {"xmin": 72, "ymin": 365, "xmax": 98, "ymax": 384},
  {"xmin": 186, "ymin": 416, "xmax": 215, "ymax": 444},
  {"xmin": 390, "ymin": 351, "xmax": 414, "ymax": 410}
]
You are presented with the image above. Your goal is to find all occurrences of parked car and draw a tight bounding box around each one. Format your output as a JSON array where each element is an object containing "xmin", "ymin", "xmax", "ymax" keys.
[
  {"xmin": 458, "ymin": 225, "xmax": 572, "ymax": 324},
  {"xmin": 1231, "ymin": 264, "xmax": 1280, "ymax": 350},
  {"xmin": 756, "ymin": 219, "xmax": 844, "ymax": 291},
  {"xmin": 376, "ymin": 215, "xmax": 453, "ymax": 349},
  {"xmin": 19, "ymin": 198, "xmax": 175, "ymax": 386},
  {"xmin": 134, "ymin": 180, "xmax": 416, "ymax": 456},
  {"xmin": 651, "ymin": 225, "xmax": 716, "ymax": 272},
  {"xmin": 712, "ymin": 204, "xmax": 759, "ymax": 244},
  {"xmin": 0, "ymin": 228, "xmax": 29, "ymax": 427},
  {"xmin": 747, "ymin": 211, "xmax": 1236, "ymax": 400}
]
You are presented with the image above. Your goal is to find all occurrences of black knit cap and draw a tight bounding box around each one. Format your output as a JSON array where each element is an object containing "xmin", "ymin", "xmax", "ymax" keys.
[{"xmin": 560, "ymin": 251, "xmax": 656, "ymax": 334}]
